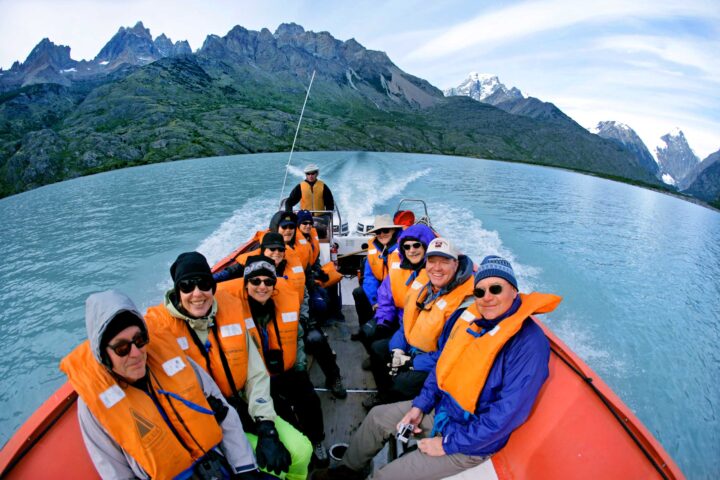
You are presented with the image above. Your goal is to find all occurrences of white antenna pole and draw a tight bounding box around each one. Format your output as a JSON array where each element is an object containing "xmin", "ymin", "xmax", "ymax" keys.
[{"xmin": 280, "ymin": 70, "xmax": 316, "ymax": 205}]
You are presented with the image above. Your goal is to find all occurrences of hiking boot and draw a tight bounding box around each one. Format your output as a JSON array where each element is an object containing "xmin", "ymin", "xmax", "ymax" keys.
[
  {"xmin": 312, "ymin": 442, "xmax": 330, "ymax": 468},
  {"xmin": 311, "ymin": 465, "xmax": 366, "ymax": 480},
  {"xmin": 361, "ymin": 392, "xmax": 389, "ymax": 411},
  {"xmin": 361, "ymin": 357, "xmax": 371, "ymax": 371},
  {"xmin": 326, "ymin": 376, "xmax": 347, "ymax": 399}
]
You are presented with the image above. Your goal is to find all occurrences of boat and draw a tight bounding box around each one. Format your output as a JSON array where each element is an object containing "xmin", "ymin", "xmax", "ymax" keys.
[{"xmin": 0, "ymin": 200, "xmax": 685, "ymax": 479}]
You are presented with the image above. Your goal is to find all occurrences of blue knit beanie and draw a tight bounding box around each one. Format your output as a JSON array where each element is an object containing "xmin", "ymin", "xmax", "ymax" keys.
[
  {"xmin": 474, "ymin": 255, "xmax": 518, "ymax": 290},
  {"xmin": 296, "ymin": 210, "xmax": 313, "ymax": 224}
]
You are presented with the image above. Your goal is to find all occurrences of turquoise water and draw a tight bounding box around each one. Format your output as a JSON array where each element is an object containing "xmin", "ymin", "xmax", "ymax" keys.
[{"xmin": 1, "ymin": 151, "xmax": 718, "ymax": 477}]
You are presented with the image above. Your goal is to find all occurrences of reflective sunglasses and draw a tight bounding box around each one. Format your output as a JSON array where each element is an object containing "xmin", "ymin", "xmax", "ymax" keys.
[
  {"xmin": 402, "ymin": 242, "xmax": 423, "ymax": 251},
  {"xmin": 375, "ymin": 228, "xmax": 393, "ymax": 235},
  {"xmin": 279, "ymin": 224, "xmax": 296, "ymax": 230},
  {"xmin": 177, "ymin": 277, "xmax": 214, "ymax": 294},
  {"xmin": 300, "ymin": 221, "xmax": 313, "ymax": 226},
  {"xmin": 473, "ymin": 284, "xmax": 504, "ymax": 299},
  {"xmin": 248, "ymin": 277, "xmax": 277, "ymax": 287},
  {"xmin": 306, "ymin": 171, "xmax": 319, "ymax": 175},
  {"xmin": 265, "ymin": 246, "xmax": 285, "ymax": 253},
  {"xmin": 108, "ymin": 331, "xmax": 149, "ymax": 357}
]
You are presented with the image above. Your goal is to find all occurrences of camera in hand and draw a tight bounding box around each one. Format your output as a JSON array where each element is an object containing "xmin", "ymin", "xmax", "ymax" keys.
[
  {"xmin": 265, "ymin": 349, "xmax": 284, "ymax": 375},
  {"xmin": 396, "ymin": 423, "xmax": 414, "ymax": 444}
]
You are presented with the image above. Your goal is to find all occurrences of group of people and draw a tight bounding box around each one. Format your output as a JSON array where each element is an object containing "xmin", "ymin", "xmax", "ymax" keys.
[{"xmin": 62, "ymin": 164, "xmax": 562, "ymax": 480}]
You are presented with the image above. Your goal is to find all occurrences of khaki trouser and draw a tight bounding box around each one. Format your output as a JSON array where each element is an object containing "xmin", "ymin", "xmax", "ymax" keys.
[{"xmin": 342, "ymin": 400, "xmax": 489, "ymax": 480}]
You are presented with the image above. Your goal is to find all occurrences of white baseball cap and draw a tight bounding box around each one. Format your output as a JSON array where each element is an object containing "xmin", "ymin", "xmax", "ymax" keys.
[{"xmin": 426, "ymin": 237, "xmax": 458, "ymax": 260}]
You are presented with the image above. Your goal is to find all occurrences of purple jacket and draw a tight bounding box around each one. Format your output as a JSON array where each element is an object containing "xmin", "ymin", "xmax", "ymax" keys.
[{"xmin": 375, "ymin": 224, "xmax": 436, "ymax": 331}]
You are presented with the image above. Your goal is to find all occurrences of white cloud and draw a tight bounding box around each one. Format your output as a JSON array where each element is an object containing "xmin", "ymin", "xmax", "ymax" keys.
[{"xmin": 406, "ymin": 0, "xmax": 720, "ymax": 60}]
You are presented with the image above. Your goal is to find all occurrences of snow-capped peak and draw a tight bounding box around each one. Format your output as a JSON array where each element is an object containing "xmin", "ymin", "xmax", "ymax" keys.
[{"xmin": 444, "ymin": 72, "xmax": 523, "ymax": 102}]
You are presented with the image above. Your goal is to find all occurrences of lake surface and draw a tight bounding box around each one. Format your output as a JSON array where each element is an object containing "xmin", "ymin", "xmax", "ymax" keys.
[{"xmin": 1, "ymin": 151, "xmax": 718, "ymax": 477}]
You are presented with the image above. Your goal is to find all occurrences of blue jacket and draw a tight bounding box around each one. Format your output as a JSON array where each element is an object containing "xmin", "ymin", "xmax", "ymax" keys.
[
  {"xmin": 375, "ymin": 225, "xmax": 436, "ymax": 331},
  {"xmin": 388, "ymin": 254, "xmax": 475, "ymax": 372},
  {"xmin": 412, "ymin": 298, "xmax": 550, "ymax": 457},
  {"xmin": 362, "ymin": 238, "xmax": 398, "ymax": 305}
]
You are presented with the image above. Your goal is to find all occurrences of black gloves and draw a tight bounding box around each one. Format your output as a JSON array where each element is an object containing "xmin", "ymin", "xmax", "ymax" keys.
[
  {"xmin": 255, "ymin": 420, "xmax": 291, "ymax": 475},
  {"xmin": 205, "ymin": 395, "xmax": 229, "ymax": 424},
  {"xmin": 360, "ymin": 318, "xmax": 377, "ymax": 338}
]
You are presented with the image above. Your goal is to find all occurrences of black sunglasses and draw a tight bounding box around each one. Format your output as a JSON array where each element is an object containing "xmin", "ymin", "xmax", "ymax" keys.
[
  {"xmin": 375, "ymin": 228, "xmax": 394, "ymax": 235},
  {"xmin": 473, "ymin": 284, "xmax": 504, "ymax": 299},
  {"xmin": 265, "ymin": 246, "xmax": 285, "ymax": 253},
  {"xmin": 279, "ymin": 224, "xmax": 296, "ymax": 230},
  {"xmin": 306, "ymin": 171, "xmax": 319, "ymax": 175},
  {"xmin": 300, "ymin": 221, "xmax": 313, "ymax": 226},
  {"xmin": 248, "ymin": 277, "xmax": 277, "ymax": 287},
  {"xmin": 177, "ymin": 277, "xmax": 214, "ymax": 294},
  {"xmin": 108, "ymin": 331, "xmax": 149, "ymax": 357},
  {"xmin": 402, "ymin": 242, "xmax": 423, "ymax": 251}
]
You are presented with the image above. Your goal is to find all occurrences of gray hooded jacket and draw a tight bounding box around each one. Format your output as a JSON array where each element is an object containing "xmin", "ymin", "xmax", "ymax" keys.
[{"xmin": 76, "ymin": 290, "xmax": 257, "ymax": 479}]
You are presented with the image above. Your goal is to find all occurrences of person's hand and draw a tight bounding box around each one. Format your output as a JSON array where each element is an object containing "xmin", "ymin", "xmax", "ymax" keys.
[
  {"xmin": 372, "ymin": 303, "xmax": 378, "ymax": 311},
  {"xmin": 388, "ymin": 348, "xmax": 412, "ymax": 376},
  {"xmin": 397, "ymin": 406, "xmax": 423, "ymax": 434},
  {"xmin": 255, "ymin": 421, "xmax": 291, "ymax": 474},
  {"xmin": 418, "ymin": 437, "xmax": 446, "ymax": 456}
]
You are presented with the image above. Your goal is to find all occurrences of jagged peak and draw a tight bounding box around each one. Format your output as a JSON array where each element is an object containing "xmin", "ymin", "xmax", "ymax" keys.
[
  {"xmin": 118, "ymin": 21, "xmax": 152, "ymax": 39},
  {"xmin": 274, "ymin": 23, "xmax": 305, "ymax": 37}
]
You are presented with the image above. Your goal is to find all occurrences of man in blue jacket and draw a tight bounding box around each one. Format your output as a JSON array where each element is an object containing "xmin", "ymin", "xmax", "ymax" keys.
[{"xmin": 312, "ymin": 256, "xmax": 560, "ymax": 480}]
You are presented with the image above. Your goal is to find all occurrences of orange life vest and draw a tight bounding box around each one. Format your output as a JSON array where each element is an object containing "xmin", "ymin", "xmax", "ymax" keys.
[
  {"xmin": 237, "ymin": 246, "xmax": 306, "ymax": 304},
  {"xmin": 235, "ymin": 230, "xmax": 269, "ymax": 266},
  {"xmin": 316, "ymin": 261, "xmax": 343, "ymax": 288},
  {"xmin": 295, "ymin": 228, "xmax": 320, "ymax": 268},
  {"xmin": 387, "ymin": 251, "xmax": 423, "ymax": 308},
  {"xmin": 60, "ymin": 334, "xmax": 222, "ymax": 480},
  {"xmin": 145, "ymin": 291, "xmax": 262, "ymax": 399},
  {"xmin": 300, "ymin": 180, "xmax": 325, "ymax": 211},
  {"xmin": 236, "ymin": 277, "xmax": 300, "ymax": 374},
  {"xmin": 436, "ymin": 292, "xmax": 562, "ymax": 413},
  {"xmin": 367, "ymin": 239, "xmax": 393, "ymax": 281},
  {"xmin": 402, "ymin": 273, "xmax": 474, "ymax": 353}
]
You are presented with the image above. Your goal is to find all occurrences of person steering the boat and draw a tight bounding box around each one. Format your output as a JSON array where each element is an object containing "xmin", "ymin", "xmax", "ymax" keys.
[
  {"xmin": 284, "ymin": 163, "xmax": 335, "ymax": 214},
  {"xmin": 351, "ymin": 214, "xmax": 403, "ymax": 341},
  {"xmin": 60, "ymin": 290, "xmax": 272, "ymax": 480},
  {"xmin": 144, "ymin": 252, "xmax": 313, "ymax": 480},
  {"xmin": 239, "ymin": 255, "xmax": 332, "ymax": 469},
  {"xmin": 313, "ymin": 256, "xmax": 561, "ymax": 480},
  {"xmin": 363, "ymin": 237, "xmax": 474, "ymax": 410}
]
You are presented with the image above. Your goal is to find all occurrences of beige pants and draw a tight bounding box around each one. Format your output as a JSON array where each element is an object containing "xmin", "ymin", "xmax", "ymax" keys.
[{"xmin": 342, "ymin": 400, "xmax": 489, "ymax": 480}]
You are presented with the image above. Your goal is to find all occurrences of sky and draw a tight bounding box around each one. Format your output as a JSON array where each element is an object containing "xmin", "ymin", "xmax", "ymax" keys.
[{"xmin": 1, "ymin": 0, "xmax": 718, "ymax": 159}]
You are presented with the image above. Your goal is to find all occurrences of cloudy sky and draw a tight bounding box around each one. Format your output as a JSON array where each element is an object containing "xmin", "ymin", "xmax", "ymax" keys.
[{"xmin": 1, "ymin": 0, "xmax": 718, "ymax": 159}]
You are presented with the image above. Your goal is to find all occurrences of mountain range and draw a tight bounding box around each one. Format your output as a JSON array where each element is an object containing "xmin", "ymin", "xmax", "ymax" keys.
[
  {"xmin": 445, "ymin": 74, "xmax": 719, "ymax": 206},
  {"xmin": 2, "ymin": 22, "xmax": 715, "ymax": 207}
]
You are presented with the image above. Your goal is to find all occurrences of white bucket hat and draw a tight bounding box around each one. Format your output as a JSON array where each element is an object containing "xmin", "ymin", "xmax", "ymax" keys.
[
  {"xmin": 304, "ymin": 163, "xmax": 320, "ymax": 174},
  {"xmin": 368, "ymin": 214, "xmax": 404, "ymax": 234}
]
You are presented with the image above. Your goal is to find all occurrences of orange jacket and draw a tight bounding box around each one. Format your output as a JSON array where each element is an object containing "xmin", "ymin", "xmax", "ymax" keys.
[
  {"xmin": 402, "ymin": 273, "xmax": 474, "ymax": 353},
  {"xmin": 145, "ymin": 290, "xmax": 262, "ymax": 399},
  {"xmin": 300, "ymin": 180, "xmax": 326, "ymax": 210},
  {"xmin": 436, "ymin": 292, "xmax": 562, "ymax": 412},
  {"xmin": 60, "ymin": 334, "xmax": 222, "ymax": 480}
]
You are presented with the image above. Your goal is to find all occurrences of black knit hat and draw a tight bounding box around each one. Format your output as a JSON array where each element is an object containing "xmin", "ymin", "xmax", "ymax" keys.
[
  {"xmin": 243, "ymin": 255, "xmax": 277, "ymax": 280},
  {"xmin": 100, "ymin": 310, "xmax": 146, "ymax": 366},
  {"xmin": 261, "ymin": 232, "xmax": 286, "ymax": 250},
  {"xmin": 170, "ymin": 251, "xmax": 216, "ymax": 292}
]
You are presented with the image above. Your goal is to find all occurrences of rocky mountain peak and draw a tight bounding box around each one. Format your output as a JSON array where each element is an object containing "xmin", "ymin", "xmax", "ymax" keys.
[
  {"xmin": 95, "ymin": 21, "xmax": 159, "ymax": 65},
  {"xmin": 594, "ymin": 121, "xmax": 659, "ymax": 178},
  {"xmin": 656, "ymin": 129, "xmax": 699, "ymax": 184},
  {"xmin": 444, "ymin": 72, "xmax": 523, "ymax": 103},
  {"xmin": 274, "ymin": 23, "xmax": 306, "ymax": 38},
  {"xmin": 23, "ymin": 38, "xmax": 75, "ymax": 70}
]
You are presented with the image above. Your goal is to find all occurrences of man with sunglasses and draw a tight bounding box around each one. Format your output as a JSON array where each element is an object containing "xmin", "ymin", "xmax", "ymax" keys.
[
  {"xmin": 285, "ymin": 163, "xmax": 335, "ymax": 213},
  {"xmin": 313, "ymin": 256, "xmax": 561, "ymax": 480},
  {"xmin": 61, "ymin": 290, "xmax": 273, "ymax": 479},
  {"xmin": 145, "ymin": 252, "xmax": 312, "ymax": 480},
  {"xmin": 363, "ymin": 237, "xmax": 475, "ymax": 410}
]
